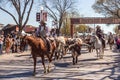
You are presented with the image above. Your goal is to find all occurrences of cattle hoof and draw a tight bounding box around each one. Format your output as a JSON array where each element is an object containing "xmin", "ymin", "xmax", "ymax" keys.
[
  {"xmin": 97, "ymin": 57, "xmax": 99, "ymax": 60},
  {"xmin": 47, "ymin": 69, "xmax": 50, "ymax": 73},
  {"xmin": 44, "ymin": 70, "xmax": 47, "ymax": 74},
  {"xmin": 33, "ymin": 73, "xmax": 36, "ymax": 76},
  {"xmin": 73, "ymin": 63, "xmax": 75, "ymax": 65}
]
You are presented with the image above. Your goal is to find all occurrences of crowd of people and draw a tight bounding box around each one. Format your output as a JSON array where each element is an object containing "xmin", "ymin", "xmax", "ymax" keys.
[{"xmin": 0, "ymin": 31, "xmax": 21, "ymax": 54}]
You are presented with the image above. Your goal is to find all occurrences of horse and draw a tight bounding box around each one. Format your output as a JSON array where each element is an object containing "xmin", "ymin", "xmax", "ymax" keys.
[
  {"xmin": 67, "ymin": 38, "xmax": 82, "ymax": 65},
  {"xmin": 107, "ymin": 36, "xmax": 114, "ymax": 50},
  {"xmin": 20, "ymin": 35, "xmax": 56, "ymax": 76},
  {"xmin": 91, "ymin": 35, "xmax": 105, "ymax": 59}
]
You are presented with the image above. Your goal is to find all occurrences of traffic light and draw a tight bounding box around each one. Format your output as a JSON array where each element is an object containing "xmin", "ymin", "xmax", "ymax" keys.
[{"xmin": 36, "ymin": 13, "xmax": 40, "ymax": 21}]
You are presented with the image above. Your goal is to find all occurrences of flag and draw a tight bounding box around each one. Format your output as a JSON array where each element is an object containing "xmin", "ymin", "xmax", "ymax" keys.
[{"xmin": 43, "ymin": 12, "xmax": 47, "ymax": 21}]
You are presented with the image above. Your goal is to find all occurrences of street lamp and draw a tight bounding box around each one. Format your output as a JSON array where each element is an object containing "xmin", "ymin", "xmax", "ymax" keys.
[
  {"xmin": 40, "ymin": 6, "xmax": 44, "ymax": 11},
  {"xmin": 40, "ymin": 6, "xmax": 44, "ymax": 22}
]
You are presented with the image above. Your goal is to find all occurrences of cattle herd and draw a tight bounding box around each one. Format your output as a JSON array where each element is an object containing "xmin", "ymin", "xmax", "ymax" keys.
[{"xmin": 20, "ymin": 34, "xmax": 116, "ymax": 76}]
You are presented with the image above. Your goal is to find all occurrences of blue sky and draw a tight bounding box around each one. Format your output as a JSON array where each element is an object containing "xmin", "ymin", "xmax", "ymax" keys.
[{"xmin": 0, "ymin": 0, "xmax": 116, "ymax": 33}]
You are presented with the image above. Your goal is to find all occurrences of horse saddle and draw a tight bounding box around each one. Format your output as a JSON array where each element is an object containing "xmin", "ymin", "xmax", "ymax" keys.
[{"xmin": 40, "ymin": 36, "xmax": 51, "ymax": 53}]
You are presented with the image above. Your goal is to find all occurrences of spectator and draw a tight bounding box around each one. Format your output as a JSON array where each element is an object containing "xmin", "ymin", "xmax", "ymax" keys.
[
  {"xmin": 116, "ymin": 35, "xmax": 120, "ymax": 51},
  {"xmin": 0, "ymin": 35, "xmax": 4, "ymax": 54},
  {"xmin": 5, "ymin": 34, "xmax": 12, "ymax": 53}
]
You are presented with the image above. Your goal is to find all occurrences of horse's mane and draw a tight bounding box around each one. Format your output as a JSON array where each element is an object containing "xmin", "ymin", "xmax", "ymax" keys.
[
  {"xmin": 25, "ymin": 36, "xmax": 45, "ymax": 49},
  {"xmin": 26, "ymin": 36, "xmax": 40, "ymax": 44}
]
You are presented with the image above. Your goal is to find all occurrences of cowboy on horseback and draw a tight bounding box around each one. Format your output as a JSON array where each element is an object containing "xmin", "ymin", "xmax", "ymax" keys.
[
  {"xmin": 96, "ymin": 25, "xmax": 104, "ymax": 39},
  {"xmin": 36, "ymin": 20, "xmax": 51, "ymax": 53},
  {"xmin": 96, "ymin": 25, "xmax": 106, "ymax": 48},
  {"xmin": 37, "ymin": 20, "xmax": 47, "ymax": 37}
]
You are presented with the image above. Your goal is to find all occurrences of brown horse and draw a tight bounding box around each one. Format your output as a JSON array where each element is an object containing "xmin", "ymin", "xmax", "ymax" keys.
[{"xmin": 20, "ymin": 35, "xmax": 56, "ymax": 76}]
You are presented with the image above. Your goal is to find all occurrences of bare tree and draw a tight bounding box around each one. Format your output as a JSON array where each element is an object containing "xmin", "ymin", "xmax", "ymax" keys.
[
  {"xmin": 92, "ymin": 0, "xmax": 120, "ymax": 18},
  {"xmin": 42, "ymin": 0, "xmax": 76, "ymax": 36},
  {"xmin": 0, "ymin": 0, "xmax": 34, "ymax": 33}
]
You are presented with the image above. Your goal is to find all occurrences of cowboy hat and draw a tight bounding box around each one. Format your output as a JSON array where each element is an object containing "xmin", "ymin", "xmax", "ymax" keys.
[
  {"xmin": 40, "ymin": 20, "xmax": 46, "ymax": 25},
  {"xmin": 96, "ymin": 25, "xmax": 100, "ymax": 28}
]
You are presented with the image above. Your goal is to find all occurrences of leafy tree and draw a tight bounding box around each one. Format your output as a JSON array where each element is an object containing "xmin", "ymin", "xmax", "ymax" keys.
[
  {"xmin": 92, "ymin": 0, "xmax": 120, "ymax": 18},
  {"xmin": 75, "ymin": 24, "xmax": 87, "ymax": 33},
  {"xmin": 61, "ymin": 17, "xmax": 70, "ymax": 36},
  {"xmin": 113, "ymin": 25, "xmax": 120, "ymax": 34},
  {"xmin": 0, "ymin": 0, "xmax": 34, "ymax": 33},
  {"xmin": 61, "ymin": 11, "xmax": 80, "ymax": 36}
]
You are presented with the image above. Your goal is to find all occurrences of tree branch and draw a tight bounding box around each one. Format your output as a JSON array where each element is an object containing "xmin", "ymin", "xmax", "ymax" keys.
[
  {"xmin": 21, "ymin": 0, "xmax": 29, "ymax": 20},
  {"xmin": 0, "ymin": 7, "xmax": 18, "ymax": 25},
  {"xmin": 102, "ymin": 3, "xmax": 120, "ymax": 18},
  {"xmin": 22, "ymin": 0, "xmax": 34, "ymax": 29},
  {"xmin": 10, "ymin": 0, "xmax": 20, "ymax": 15},
  {"xmin": 43, "ymin": 0, "xmax": 58, "ymax": 20}
]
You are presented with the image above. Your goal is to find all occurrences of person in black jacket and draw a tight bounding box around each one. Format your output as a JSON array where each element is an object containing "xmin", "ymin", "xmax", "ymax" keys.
[
  {"xmin": 96, "ymin": 25, "xmax": 106, "ymax": 48},
  {"xmin": 96, "ymin": 25, "xmax": 103, "ymax": 39}
]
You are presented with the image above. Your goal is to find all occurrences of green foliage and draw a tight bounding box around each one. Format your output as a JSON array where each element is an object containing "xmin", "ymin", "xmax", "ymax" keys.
[
  {"xmin": 113, "ymin": 25, "xmax": 120, "ymax": 34},
  {"xmin": 75, "ymin": 24, "xmax": 87, "ymax": 33},
  {"xmin": 60, "ymin": 11, "xmax": 80, "ymax": 36},
  {"xmin": 61, "ymin": 18, "xmax": 70, "ymax": 36}
]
